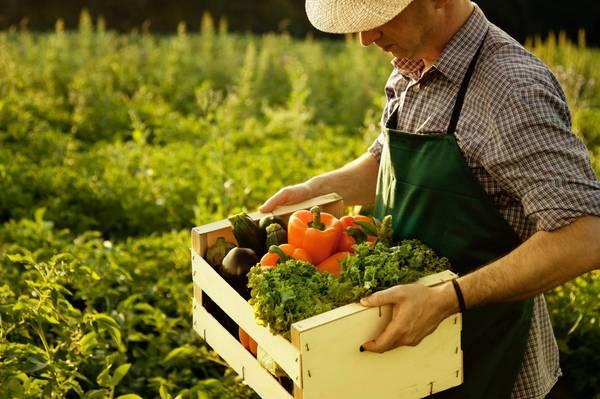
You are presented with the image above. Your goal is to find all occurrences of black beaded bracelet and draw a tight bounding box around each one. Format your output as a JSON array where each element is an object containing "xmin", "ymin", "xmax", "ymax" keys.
[{"xmin": 451, "ymin": 279, "xmax": 467, "ymax": 313}]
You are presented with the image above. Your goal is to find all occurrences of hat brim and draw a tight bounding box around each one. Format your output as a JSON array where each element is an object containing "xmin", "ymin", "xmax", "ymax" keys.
[{"xmin": 305, "ymin": 0, "xmax": 415, "ymax": 34}]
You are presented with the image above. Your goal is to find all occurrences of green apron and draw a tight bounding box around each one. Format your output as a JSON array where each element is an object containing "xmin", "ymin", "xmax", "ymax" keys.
[{"xmin": 373, "ymin": 33, "xmax": 533, "ymax": 398}]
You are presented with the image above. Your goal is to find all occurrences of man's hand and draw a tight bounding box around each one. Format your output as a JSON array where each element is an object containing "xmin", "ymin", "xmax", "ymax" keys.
[
  {"xmin": 259, "ymin": 182, "xmax": 315, "ymax": 213},
  {"xmin": 359, "ymin": 282, "xmax": 458, "ymax": 353}
]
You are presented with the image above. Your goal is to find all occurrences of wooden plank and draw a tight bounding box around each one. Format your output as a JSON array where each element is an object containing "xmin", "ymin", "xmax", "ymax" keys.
[
  {"xmin": 192, "ymin": 253, "xmax": 301, "ymax": 384},
  {"xmin": 416, "ymin": 270, "xmax": 458, "ymax": 287},
  {"xmin": 298, "ymin": 313, "xmax": 462, "ymax": 399},
  {"xmin": 191, "ymin": 193, "xmax": 343, "ymax": 236},
  {"xmin": 193, "ymin": 281, "xmax": 203, "ymax": 307},
  {"xmin": 292, "ymin": 270, "xmax": 458, "ymax": 334},
  {"xmin": 290, "ymin": 324, "xmax": 304, "ymax": 399},
  {"xmin": 193, "ymin": 299, "xmax": 293, "ymax": 399}
]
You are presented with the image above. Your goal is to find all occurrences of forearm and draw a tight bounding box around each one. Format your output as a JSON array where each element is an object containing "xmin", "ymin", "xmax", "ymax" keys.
[
  {"xmin": 306, "ymin": 152, "xmax": 380, "ymax": 206},
  {"xmin": 451, "ymin": 215, "xmax": 600, "ymax": 312}
]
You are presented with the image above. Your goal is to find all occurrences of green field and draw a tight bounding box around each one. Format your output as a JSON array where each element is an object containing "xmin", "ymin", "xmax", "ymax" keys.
[{"xmin": 1, "ymin": 13, "xmax": 599, "ymax": 398}]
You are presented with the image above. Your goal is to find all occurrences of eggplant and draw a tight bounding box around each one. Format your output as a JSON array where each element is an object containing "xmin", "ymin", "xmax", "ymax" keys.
[
  {"xmin": 221, "ymin": 247, "xmax": 259, "ymax": 300},
  {"xmin": 201, "ymin": 246, "xmax": 258, "ymax": 338},
  {"xmin": 205, "ymin": 237, "xmax": 236, "ymax": 268}
]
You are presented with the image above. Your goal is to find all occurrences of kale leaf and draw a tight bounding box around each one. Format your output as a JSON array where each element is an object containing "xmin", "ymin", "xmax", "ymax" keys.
[{"xmin": 247, "ymin": 239, "xmax": 450, "ymax": 338}]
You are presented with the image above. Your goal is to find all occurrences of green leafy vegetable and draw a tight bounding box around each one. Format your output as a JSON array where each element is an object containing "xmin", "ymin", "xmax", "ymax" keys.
[
  {"xmin": 341, "ymin": 240, "xmax": 450, "ymax": 295},
  {"xmin": 248, "ymin": 239, "xmax": 450, "ymax": 337}
]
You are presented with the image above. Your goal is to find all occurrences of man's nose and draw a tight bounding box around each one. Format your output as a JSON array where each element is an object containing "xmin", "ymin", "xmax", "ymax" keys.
[{"xmin": 360, "ymin": 30, "xmax": 382, "ymax": 46}]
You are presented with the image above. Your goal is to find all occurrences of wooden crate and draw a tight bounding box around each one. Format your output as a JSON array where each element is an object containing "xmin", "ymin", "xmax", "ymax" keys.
[{"xmin": 191, "ymin": 193, "xmax": 463, "ymax": 399}]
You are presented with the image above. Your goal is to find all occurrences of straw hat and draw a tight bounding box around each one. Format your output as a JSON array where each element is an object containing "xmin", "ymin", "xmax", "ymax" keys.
[{"xmin": 305, "ymin": 0, "xmax": 416, "ymax": 33}]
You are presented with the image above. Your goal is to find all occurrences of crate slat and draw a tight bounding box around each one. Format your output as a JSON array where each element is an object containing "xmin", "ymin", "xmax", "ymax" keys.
[
  {"xmin": 192, "ymin": 253, "xmax": 301, "ymax": 384},
  {"xmin": 193, "ymin": 298, "xmax": 294, "ymax": 399}
]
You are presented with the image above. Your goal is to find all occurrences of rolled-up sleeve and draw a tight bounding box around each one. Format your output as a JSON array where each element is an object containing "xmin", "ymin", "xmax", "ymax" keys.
[
  {"xmin": 482, "ymin": 83, "xmax": 600, "ymax": 231},
  {"xmin": 368, "ymin": 132, "xmax": 385, "ymax": 162}
]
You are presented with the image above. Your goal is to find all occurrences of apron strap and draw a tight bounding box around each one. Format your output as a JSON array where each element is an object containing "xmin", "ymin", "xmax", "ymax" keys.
[
  {"xmin": 384, "ymin": 101, "xmax": 400, "ymax": 130},
  {"xmin": 446, "ymin": 30, "xmax": 488, "ymax": 134}
]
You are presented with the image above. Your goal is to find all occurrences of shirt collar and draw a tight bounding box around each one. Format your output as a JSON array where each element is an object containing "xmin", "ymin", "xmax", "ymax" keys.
[{"xmin": 391, "ymin": 4, "xmax": 489, "ymax": 84}]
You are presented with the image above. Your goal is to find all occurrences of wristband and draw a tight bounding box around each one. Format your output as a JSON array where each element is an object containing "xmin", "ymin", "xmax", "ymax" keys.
[{"xmin": 451, "ymin": 279, "xmax": 467, "ymax": 313}]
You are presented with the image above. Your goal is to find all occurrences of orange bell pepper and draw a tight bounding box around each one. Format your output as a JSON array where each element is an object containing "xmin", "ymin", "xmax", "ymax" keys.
[
  {"xmin": 288, "ymin": 206, "xmax": 343, "ymax": 264},
  {"xmin": 260, "ymin": 244, "xmax": 312, "ymax": 268},
  {"xmin": 316, "ymin": 251, "xmax": 351, "ymax": 276},
  {"xmin": 239, "ymin": 327, "xmax": 250, "ymax": 349},
  {"xmin": 238, "ymin": 327, "xmax": 258, "ymax": 356},
  {"xmin": 338, "ymin": 215, "xmax": 378, "ymax": 253},
  {"xmin": 249, "ymin": 337, "xmax": 258, "ymax": 356}
]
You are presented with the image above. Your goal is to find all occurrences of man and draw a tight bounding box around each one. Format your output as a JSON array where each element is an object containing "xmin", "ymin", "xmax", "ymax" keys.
[{"xmin": 260, "ymin": 0, "xmax": 600, "ymax": 397}]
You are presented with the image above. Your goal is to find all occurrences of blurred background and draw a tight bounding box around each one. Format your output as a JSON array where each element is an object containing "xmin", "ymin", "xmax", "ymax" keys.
[{"xmin": 2, "ymin": 0, "xmax": 600, "ymax": 45}]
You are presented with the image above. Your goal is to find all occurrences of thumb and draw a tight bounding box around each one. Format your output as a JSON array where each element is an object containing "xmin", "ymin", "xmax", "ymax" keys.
[{"xmin": 360, "ymin": 290, "xmax": 393, "ymax": 307}]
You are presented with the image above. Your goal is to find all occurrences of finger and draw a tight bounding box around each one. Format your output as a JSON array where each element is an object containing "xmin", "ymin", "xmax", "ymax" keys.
[
  {"xmin": 259, "ymin": 190, "xmax": 290, "ymax": 213},
  {"xmin": 359, "ymin": 287, "xmax": 395, "ymax": 307},
  {"xmin": 362, "ymin": 320, "xmax": 402, "ymax": 353}
]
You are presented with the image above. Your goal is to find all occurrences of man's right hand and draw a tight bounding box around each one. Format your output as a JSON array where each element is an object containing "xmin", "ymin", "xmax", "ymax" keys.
[{"xmin": 259, "ymin": 182, "xmax": 316, "ymax": 213}]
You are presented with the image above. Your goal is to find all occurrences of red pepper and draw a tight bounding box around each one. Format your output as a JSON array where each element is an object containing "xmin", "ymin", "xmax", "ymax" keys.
[
  {"xmin": 338, "ymin": 215, "xmax": 378, "ymax": 253},
  {"xmin": 260, "ymin": 244, "xmax": 312, "ymax": 268},
  {"xmin": 288, "ymin": 206, "xmax": 343, "ymax": 264},
  {"xmin": 316, "ymin": 251, "xmax": 351, "ymax": 276}
]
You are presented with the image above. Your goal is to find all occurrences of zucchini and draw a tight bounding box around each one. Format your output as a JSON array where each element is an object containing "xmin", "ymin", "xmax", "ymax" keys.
[
  {"xmin": 259, "ymin": 215, "xmax": 286, "ymax": 231},
  {"xmin": 266, "ymin": 223, "xmax": 287, "ymax": 247},
  {"xmin": 228, "ymin": 212, "xmax": 266, "ymax": 256}
]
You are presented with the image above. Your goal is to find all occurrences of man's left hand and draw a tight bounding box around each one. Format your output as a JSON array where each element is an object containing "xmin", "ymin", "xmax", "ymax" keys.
[{"xmin": 359, "ymin": 283, "xmax": 457, "ymax": 353}]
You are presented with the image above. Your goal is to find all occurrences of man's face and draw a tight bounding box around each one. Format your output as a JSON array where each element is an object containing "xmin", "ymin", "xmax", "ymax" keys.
[{"xmin": 359, "ymin": 0, "xmax": 437, "ymax": 60}]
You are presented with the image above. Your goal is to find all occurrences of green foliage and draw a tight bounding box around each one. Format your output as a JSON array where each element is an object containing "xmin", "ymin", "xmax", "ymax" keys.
[
  {"xmin": 248, "ymin": 260, "xmax": 357, "ymax": 337},
  {"xmin": 528, "ymin": 33, "xmax": 600, "ymax": 398},
  {"xmin": 341, "ymin": 241, "xmax": 450, "ymax": 292},
  {"xmin": 0, "ymin": 214, "xmax": 257, "ymax": 398},
  {"xmin": 0, "ymin": 20, "xmax": 598, "ymax": 398}
]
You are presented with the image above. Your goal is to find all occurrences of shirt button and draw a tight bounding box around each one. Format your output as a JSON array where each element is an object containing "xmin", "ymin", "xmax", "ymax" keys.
[{"xmin": 412, "ymin": 84, "xmax": 421, "ymax": 93}]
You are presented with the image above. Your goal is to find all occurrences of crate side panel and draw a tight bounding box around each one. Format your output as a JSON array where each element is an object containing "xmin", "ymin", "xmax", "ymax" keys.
[
  {"xmin": 192, "ymin": 253, "xmax": 301, "ymax": 382},
  {"xmin": 193, "ymin": 299, "xmax": 293, "ymax": 399},
  {"xmin": 299, "ymin": 312, "xmax": 462, "ymax": 399}
]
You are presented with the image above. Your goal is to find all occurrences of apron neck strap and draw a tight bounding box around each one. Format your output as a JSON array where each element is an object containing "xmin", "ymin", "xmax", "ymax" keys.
[{"xmin": 446, "ymin": 30, "xmax": 488, "ymax": 134}]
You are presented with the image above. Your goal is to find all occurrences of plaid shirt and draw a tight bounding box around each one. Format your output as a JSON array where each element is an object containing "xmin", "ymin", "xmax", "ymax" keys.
[{"xmin": 368, "ymin": 5, "xmax": 600, "ymax": 398}]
